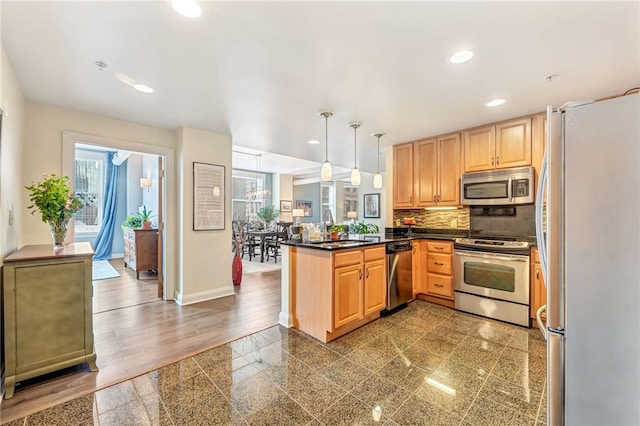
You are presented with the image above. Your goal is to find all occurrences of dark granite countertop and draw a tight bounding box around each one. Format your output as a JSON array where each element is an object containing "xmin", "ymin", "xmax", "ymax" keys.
[{"xmin": 282, "ymin": 229, "xmax": 470, "ymax": 251}]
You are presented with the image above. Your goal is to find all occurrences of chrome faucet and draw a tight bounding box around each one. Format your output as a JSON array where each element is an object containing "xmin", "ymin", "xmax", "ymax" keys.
[{"xmin": 322, "ymin": 207, "xmax": 334, "ymax": 240}]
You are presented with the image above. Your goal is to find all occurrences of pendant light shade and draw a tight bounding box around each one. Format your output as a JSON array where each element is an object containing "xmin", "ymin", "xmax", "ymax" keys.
[
  {"xmin": 319, "ymin": 111, "xmax": 333, "ymax": 181},
  {"xmin": 372, "ymin": 132, "xmax": 385, "ymax": 189},
  {"xmin": 349, "ymin": 122, "xmax": 362, "ymax": 186}
]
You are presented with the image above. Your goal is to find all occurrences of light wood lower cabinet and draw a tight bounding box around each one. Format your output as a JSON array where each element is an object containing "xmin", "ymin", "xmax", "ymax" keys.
[
  {"xmin": 531, "ymin": 248, "xmax": 546, "ymax": 322},
  {"xmin": 414, "ymin": 240, "xmax": 455, "ymax": 307},
  {"xmin": 2, "ymin": 243, "xmax": 98, "ymax": 399},
  {"xmin": 293, "ymin": 245, "xmax": 386, "ymax": 343}
]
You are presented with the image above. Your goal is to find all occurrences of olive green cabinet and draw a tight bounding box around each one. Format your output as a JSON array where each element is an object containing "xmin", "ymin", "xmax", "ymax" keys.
[{"xmin": 2, "ymin": 243, "xmax": 97, "ymax": 399}]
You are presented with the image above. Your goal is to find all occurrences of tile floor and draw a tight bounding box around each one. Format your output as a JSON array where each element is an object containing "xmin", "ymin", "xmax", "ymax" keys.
[{"xmin": 5, "ymin": 301, "xmax": 547, "ymax": 425}]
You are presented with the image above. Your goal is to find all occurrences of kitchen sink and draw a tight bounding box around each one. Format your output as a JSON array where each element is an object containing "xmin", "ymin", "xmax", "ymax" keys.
[{"xmin": 307, "ymin": 240, "xmax": 365, "ymax": 248}]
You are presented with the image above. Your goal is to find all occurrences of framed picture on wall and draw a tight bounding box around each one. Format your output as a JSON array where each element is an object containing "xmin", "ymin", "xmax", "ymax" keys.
[
  {"xmin": 296, "ymin": 200, "xmax": 313, "ymax": 217},
  {"xmin": 193, "ymin": 162, "xmax": 225, "ymax": 230},
  {"xmin": 280, "ymin": 200, "xmax": 292, "ymax": 212},
  {"xmin": 363, "ymin": 193, "xmax": 380, "ymax": 218}
]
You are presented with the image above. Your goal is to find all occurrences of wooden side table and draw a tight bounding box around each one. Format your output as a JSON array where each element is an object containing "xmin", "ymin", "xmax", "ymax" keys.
[
  {"xmin": 2, "ymin": 242, "xmax": 97, "ymax": 399},
  {"xmin": 123, "ymin": 227, "xmax": 158, "ymax": 279}
]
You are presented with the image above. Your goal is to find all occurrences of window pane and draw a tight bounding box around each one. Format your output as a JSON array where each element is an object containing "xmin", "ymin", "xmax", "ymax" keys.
[{"xmin": 74, "ymin": 151, "xmax": 104, "ymax": 234}]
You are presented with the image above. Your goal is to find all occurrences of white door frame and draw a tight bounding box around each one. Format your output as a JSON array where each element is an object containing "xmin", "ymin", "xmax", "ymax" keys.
[{"xmin": 62, "ymin": 130, "xmax": 176, "ymax": 301}]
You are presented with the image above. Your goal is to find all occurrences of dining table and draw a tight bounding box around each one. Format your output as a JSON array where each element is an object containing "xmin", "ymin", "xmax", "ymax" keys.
[{"xmin": 248, "ymin": 229, "xmax": 278, "ymax": 262}]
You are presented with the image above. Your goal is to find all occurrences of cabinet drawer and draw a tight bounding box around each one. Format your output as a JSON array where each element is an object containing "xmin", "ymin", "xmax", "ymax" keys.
[
  {"xmin": 427, "ymin": 241, "xmax": 452, "ymax": 254},
  {"xmin": 427, "ymin": 253, "xmax": 452, "ymax": 275},
  {"xmin": 427, "ymin": 273, "xmax": 453, "ymax": 299},
  {"xmin": 334, "ymin": 250, "xmax": 362, "ymax": 268},
  {"xmin": 363, "ymin": 246, "xmax": 385, "ymax": 262}
]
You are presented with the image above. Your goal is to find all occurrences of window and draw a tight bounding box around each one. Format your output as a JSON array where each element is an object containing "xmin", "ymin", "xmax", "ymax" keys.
[
  {"xmin": 231, "ymin": 169, "xmax": 272, "ymax": 221},
  {"xmin": 74, "ymin": 149, "xmax": 105, "ymax": 236}
]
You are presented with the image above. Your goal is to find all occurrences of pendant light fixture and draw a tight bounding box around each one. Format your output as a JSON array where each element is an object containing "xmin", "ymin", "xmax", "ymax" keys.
[
  {"xmin": 349, "ymin": 122, "xmax": 362, "ymax": 186},
  {"xmin": 319, "ymin": 111, "xmax": 333, "ymax": 181},
  {"xmin": 372, "ymin": 132, "xmax": 384, "ymax": 189}
]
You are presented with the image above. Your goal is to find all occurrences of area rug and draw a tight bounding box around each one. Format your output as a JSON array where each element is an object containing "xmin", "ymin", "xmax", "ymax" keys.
[{"xmin": 93, "ymin": 260, "xmax": 121, "ymax": 280}]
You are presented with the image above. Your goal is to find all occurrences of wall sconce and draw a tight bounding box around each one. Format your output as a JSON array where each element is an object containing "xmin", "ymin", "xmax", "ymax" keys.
[
  {"xmin": 292, "ymin": 208, "xmax": 304, "ymax": 226},
  {"xmin": 140, "ymin": 177, "xmax": 152, "ymax": 192}
]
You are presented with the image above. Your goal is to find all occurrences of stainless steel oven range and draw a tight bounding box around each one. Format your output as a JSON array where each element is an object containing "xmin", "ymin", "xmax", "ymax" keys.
[{"xmin": 453, "ymin": 237, "xmax": 531, "ymax": 327}]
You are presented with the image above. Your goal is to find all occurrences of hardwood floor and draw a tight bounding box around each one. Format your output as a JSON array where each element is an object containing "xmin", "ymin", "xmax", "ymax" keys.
[{"xmin": 0, "ymin": 260, "xmax": 282, "ymax": 424}]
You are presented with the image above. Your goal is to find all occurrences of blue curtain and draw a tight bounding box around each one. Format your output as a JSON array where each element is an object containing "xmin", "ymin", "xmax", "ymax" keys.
[{"xmin": 93, "ymin": 152, "xmax": 119, "ymax": 260}]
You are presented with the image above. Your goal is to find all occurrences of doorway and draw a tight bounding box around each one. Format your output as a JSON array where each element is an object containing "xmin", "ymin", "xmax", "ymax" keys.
[{"xmin": 62, "ymin": 131, "xmax": 176, "ymax": 302}]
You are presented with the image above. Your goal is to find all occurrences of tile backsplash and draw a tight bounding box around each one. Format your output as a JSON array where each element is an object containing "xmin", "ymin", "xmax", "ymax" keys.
[{"xmin": 393, "ymin": 208, "xmax": 470, "ymax": 230}]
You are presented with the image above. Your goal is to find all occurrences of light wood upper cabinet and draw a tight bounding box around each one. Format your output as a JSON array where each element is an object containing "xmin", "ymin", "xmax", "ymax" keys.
[
  {"xmin": 463, "ymin": 125, "xmax": 495, "ymax": 172},
  {"xmin": 393, "ymin": 142, "xmax": 415, "ymax": 207},
  {"xmin": 531, "ymin": 112, "xmax": 547, "ymax": 186},
  {"xmin": 464, "ymin": 117, "xmax": 532, "ymax": 172},
  {"xmin": 437, "ymin": 134, "xmax": 462, "ymax": 205},
  {"xmin": 414, "ymin": 139, "xmax": 437, "ymax": 206},
  {"xmin": 394, "ymin": 133, "xmax": 461, "ymax": 208}
]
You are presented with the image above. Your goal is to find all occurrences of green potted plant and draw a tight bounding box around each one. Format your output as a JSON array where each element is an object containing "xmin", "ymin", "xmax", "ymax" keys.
[
  {"xmin": 140, "ymin": 205, "xmax": 153, "ymax": 229},
  {"xmin": 350, "ymin": 221, "xmax": 379, "ymax": 238},
  {"xmin": 330, "ymin": 224, "xmax": 348, "ymax": 240},
  {"xmin": 122, "ymin": 213, "xmax": 142, "ymax": 229},
  {"xmin": 25, "ymin": 173, "xmax": 86, "ymax": 248},
  {"xmin": 256, "ymin": 205, "xmax": 280, "ymax": 228}
]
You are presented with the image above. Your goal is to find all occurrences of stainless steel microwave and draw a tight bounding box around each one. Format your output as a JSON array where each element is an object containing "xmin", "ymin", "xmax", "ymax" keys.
[{"xmin": 460, "ymin": 166, "xmax": 535, "ymax": 206}]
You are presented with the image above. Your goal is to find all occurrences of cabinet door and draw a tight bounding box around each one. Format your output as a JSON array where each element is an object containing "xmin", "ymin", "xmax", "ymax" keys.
[
  {"xmin": 414, "ymin": 139, "xmax": 437, "ymax": 207},
  {"xmin": 414, "ymin": 241, "xmax": 429, "ymax": 295},
  {"xmin": 393, "ymin": 143, "xmax": 415, "ymax": 208},
  {"xmin": 531, "ymin": 262, "xmax": 547, "ymax": 320},
  {"xmin": 495, "ymin": 117, "xmax": 531, "ymax": 169},
  {"xmin": 363, "ymin": 259, "xmax": 386, "ymax": 316},
  {"xmin": 334, "ymin": 264, "xmax": 363, "ymax": 328},
  {"xmin": 437, "ymin": 134, "xmax": 461, "ymax": 205},
  {"xmin": 463, "ymin": 126, "xmax": 495, "ymax": 172}
]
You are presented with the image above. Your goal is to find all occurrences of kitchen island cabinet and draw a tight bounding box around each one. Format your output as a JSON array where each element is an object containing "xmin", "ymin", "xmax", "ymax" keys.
[
  {"xmin": 292, "ymin": 244, "xmax": 386, "ymax": 343},
  {"xmin": 2, "ymin": 243, "xmax": 97, "ymax": 399}
]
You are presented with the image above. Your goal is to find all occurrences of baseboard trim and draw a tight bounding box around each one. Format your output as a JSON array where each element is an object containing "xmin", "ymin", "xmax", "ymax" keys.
[
  {"xmin": 278, "ymin": 312, "xmax": 293, "ymax": 328},
  {"xmin": 175, "ymin": 286, "xmax": 235, "ymax": 306}
]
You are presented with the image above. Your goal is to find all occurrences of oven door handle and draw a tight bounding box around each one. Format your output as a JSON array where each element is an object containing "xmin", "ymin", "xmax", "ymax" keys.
[
  {"xmin": 455, "ymin": 250, "xmax": 528, "ymax": 262},
  {"xmin": 508, "ymin": 175, "xmax": 513, "ymax": 203}
]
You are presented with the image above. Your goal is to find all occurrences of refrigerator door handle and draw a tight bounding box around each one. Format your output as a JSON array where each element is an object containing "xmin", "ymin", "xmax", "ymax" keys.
[
  {"xmin": 536, "ymin": 304, "xmax": 547, "ymax": 339},
  {"xmin": 535, "ymin": 148, "xmax": 548, "ymax": 282}
]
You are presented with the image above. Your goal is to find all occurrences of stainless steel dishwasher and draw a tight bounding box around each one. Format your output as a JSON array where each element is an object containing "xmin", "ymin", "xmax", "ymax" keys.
[{"xmin": 384, "ymin": 240, "xmax": 413, "ymax": 315}]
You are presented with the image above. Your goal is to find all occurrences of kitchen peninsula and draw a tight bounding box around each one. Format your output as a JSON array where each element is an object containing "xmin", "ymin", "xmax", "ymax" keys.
[{"xmin": 280, "ymin": 231, "xmax": 467, "ymax": 343}]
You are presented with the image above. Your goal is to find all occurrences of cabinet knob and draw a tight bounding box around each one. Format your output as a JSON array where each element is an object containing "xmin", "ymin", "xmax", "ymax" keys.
[
  {"xmin": 496, "ymin": 156, "xmax": 500, "ymax": 165},
  {"xmin": 366, "ymin": 268, "xmax": 370, "ymax": 278},
  {"xmin": 536, "ymin": 269, "xmax": 539, "ymax": 279},
  {"xmin": 491, "ymin": 157, "xmax": 494, "ymax": 166},
  {"xmin": 434, "ymin": 262, "xmax": 444, "ymax": 266},
  {"xmin": 435, "ymin": 283, "xmax": 444, "ymax": 288},
  {"xmin": 359, "ymin": 269, "xmax": 362, "ymax": 280}
]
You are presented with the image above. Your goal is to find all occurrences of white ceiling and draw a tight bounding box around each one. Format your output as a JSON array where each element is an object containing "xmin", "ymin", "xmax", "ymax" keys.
[{"xmin": 2, "ymin": 1, "xmax": 638, "ymax": 175}]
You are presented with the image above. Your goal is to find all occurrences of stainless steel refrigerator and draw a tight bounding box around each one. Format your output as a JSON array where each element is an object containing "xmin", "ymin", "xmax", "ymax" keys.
[{"xmin": 535, "ymin": 93, "xmax": 640, "ymax": 425}]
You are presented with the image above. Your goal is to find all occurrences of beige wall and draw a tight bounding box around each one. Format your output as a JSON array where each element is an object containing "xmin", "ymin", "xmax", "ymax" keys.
[
  {"xmin": 1, "ymin": 46, "xmax": 25, "ymax": 257},
  {"xmin": 175, "ymin": 127, "xmax": 234, "ymax": 305},
  {"xmin": 1, "ymin": 43, "xmax": 27, "ymax": 401},
  {"xmin": 22, "ymin": 102, "xmax": 175, "ymax": 245}
]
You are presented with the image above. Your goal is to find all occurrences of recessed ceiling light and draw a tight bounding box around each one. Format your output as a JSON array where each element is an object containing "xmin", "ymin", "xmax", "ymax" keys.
[
  {"xmin": 171, "ymin": 0, "xmax": 201, "ymax": 18},
  {"xmin": 486, "ymin": 99, "xmax": 505, "ymax": 107},
  {"xmin": 308, "ymin": 140, "xmax": 319, "ymax": 145},
  {"xmin": 449, "ymin": 50, "xmax": 474, "ymax": 64},
  {"xmin": 133, "ymin": 84, "xmax": 154, "ymax": 94}
]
